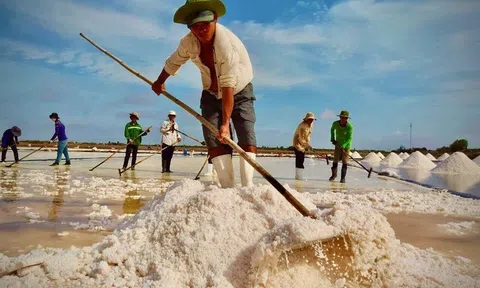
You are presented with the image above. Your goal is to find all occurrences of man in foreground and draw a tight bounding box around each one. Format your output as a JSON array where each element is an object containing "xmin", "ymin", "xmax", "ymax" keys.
[
  {"xmin": 1, "ymin": 126, "xmax": 21, "ymax": 163},
  {"xmin": 292, "ymin": 112, "xmax": 315, "ymax": 180},
  {"xmin": 152, "ymin": 0, "xmax": 257, "ymax": 188},
  {"xmin": 160, "ymin": 110, "xmax": 181, "ymax": 173},
  {"xmin": 329, "ymin": 110, "xmax": 354, "ymax": 183}
]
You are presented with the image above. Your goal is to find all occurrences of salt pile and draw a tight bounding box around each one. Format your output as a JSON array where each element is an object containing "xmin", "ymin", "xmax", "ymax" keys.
[
  {"xmin": 399, "ymin": 151, "xmax": 436, "ymax": 170},
  {"xmin": 474, "ymin": 155, "xmax": 480, "ymax": 166},
  {"xmin": 425, "ymin": 153, "xmax": 436, "ymax": 161},
  {"xmin": 438, "ymin": 153, "xmax": 450, "ymax": 161},
  {"xmin": 400, "ymin": 152, "xmax": 410, "ymax": 160},
  {"xmin": 431, "ymin": 152, "xmax": 480, "ymax": 175},
  {"xmin": 362, "ymin": 152, "xmax": 382, "ymax": 163},
  {"xmin": 350, "ymin": 151, "xmax": 362, "ymax": 159},
  {"xmin": 376, "ymin": 152, "xmax": 385, "ymax": 159},
  {"xmin": 380, "ymin": 152, "xmax": 404, "ymax": 167},
  {"xmin": 2, "ymin": 180, "xmax": 479, "ymax": 287}
]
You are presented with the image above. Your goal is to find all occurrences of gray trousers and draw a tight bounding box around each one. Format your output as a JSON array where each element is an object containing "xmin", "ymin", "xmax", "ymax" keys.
[{"xmin": 200, "ymin": 83, "xmax": 257, "ymax": 151}]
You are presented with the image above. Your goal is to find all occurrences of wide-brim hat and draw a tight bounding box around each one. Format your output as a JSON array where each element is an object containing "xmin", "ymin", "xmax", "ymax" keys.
[
  {"xmin": 49, "ymin": 113, "xmax": 59, "ymax": 119},
  {"xmin": 168, "ymin": 110, "xmax": 177, "ymax": 116},
  {"xmin": 173, "ymin": 0, "xmax": 226, "ymax": 25},
  {"xmin": 338, "ymin": 110, "xmax": 350, "ymax": 118},
  {"xmin": 303, "ymin": 112, "xmax": 316, "ymax": 121},
  {"xmin": 129, "ymin": 112, "xmax": 140, "ymax": 120},
  {"xmin": 11, "ymin": 126, "xmax": 22, "ymax": 137}
]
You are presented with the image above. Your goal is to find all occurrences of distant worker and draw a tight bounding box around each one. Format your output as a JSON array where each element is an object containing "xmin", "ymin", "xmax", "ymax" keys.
[
  {"xmin": 122, "ymin": 112, "xmax": 150, "ymax": 171},
  {"xmin": 292, "ymin": 112, "xmax": 315, "ymax": 180},
  {"xmin": 329, "ymin": 110, "xmax": 354, "ymax": 183},
  {"xmin": 49, "ymin": 113, "xmax": 71, "ymax": 166},
  {"xmin": 160, "ymin": 111, "xmax": 181, "ymax": 173},
  {"xmin": 1, "ymin": 126, "xmax": 22, "ymax": 163}
]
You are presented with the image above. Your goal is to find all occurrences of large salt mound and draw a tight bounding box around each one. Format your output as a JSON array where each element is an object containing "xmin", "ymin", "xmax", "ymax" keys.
[
  {"xmin": 2, "ymin": 180, "xmax": 479, "ymax": 287},
  {"xmin": 437, "ymin": 153, "xmax": 450, "ymax": 161},
  {"xmin": 399, "ymin": 151, "xmax": 436, "ymax": 170},
  {"xmin": 400, "ymin": 152, "xmax": 410, "ymax": 160},
  {"xmin": 431, "ymin": 152, "xmax": 480, "ymax": 175},
  {"xmin": 380, "ymin": 152, "xmax": 403, "ymax": 167},
  {"xmin": 362, "ymin": 152, "xmax": 382, "ymax": 163},
  {"xmin": 473, "ymin": 155, "xmax": 480, "ymax": 166},
  {"xmin": 376, "ymin": 152, "xmax": 385, "ymax": 159},
  {"xmin": 425, "ymin": 153, "xmax": 436, "ymax": 161},
  {"xmin": 351, "ymin": 151, "xmax": 362, "ymax": 159}
]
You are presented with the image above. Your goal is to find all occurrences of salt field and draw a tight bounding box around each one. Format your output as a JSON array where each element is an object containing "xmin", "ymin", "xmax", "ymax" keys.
[{"xmin": 1, "ymin": 149, "xmax": 480, "ymax": 287}]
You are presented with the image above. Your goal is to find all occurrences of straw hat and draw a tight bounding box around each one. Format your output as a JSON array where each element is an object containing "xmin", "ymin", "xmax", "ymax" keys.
[
  {"xmin": 129, "ymin": 112, "xmax": 140, "ymax": 120},
  {"xmin": 173, "ymin": 0, "xmax": 226, "ymax": 25},
  {"xmin": 303, "ymin": 112, "xmax": 316, "ymax": 121},
  {"xmin": 168, "ymin": 110, "xmax": 177, "ymax": 116}
]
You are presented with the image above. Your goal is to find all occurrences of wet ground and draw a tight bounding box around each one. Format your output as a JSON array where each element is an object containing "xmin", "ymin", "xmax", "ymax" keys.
[{"xmin": 0, "ymin": 150, "xmax": 479, "ymax": 264}]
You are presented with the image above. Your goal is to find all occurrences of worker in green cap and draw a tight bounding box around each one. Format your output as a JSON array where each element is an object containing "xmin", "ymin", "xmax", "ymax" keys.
[
  {"xmin": 329, "ymin": 110, "xmax": 354, "ymax": 183},
  {"xmin": 151, "ymin": 0, "xmax": 257, "ymax": 189}
]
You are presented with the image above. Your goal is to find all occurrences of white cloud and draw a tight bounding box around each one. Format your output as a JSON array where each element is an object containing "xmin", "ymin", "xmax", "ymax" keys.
[
  {"xmin": 320, "ymin": 109, "xmax": 336, "ymax": 120},
  {"xmin": 394, "ymin": 130, "xmax": 403, "ymax": 136}
]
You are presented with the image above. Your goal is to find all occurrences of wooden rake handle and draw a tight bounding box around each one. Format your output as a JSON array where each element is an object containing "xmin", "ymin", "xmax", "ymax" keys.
[{"xmin": 80, "ymin": 32, "xmax": 313, "ymax": 219}]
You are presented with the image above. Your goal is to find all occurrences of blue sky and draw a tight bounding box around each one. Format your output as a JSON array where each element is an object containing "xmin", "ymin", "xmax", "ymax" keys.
[{"xmin": 0, "ymin": 0, "xmax": 479, "ymax": 150}]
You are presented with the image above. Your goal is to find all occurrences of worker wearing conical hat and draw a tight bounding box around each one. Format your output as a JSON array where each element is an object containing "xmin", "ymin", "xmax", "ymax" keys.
[
  {"xmin": 160, "ymin": 110, "xmax": 182, "ymax": 173},
  {"xmin": 292, "ymin": 112, "xmax": 316, "ymax": 180},
  {"xmin": 152, "ymin": 0, "xmax": 257, "ymax": 188},
  {"xmin": 329, "ymin": 110, "xmax": 354, "ymax": 183},
  {"xmin": 1, "ymin": 126, "xmax": 22, "ymax": 163}
]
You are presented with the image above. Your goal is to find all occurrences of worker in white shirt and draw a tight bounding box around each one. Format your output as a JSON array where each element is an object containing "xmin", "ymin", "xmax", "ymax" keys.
[
  {"xmin": 151, "ymin": 0, "xmax": 257, "ymax": 188},
  {"xmin": 160, "ymin": 111, "xmax": 181, "ymax": 173}
]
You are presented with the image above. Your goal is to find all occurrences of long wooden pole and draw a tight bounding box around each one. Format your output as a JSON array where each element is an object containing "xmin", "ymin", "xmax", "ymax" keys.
[
  {"xmin": 80, "ymin": 33, "xmax": 313, "ymax": 218},
  {"xmin": 175, "ymin": 129, "xmax": 205, "ymax": 146},
  {"xmin": 6, "ymin": 146, "xmax": 45, "ymax": 168},
  {"xmin": 89, "ymin": 126, "xmax": 152, "ymax": 171}
]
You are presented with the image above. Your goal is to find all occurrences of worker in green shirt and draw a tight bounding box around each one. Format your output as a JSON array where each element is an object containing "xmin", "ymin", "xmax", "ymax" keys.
[
  {"xmin": 329, "ymin": 110, "xmax": 353, "ymax": 183},
  {"xmin": 122, "ymin": 112, "xmax": 150, "ymax": 171}
]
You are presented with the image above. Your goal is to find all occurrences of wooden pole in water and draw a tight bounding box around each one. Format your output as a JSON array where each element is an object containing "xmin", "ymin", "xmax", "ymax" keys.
[
  {"xmin": 6, "ymin": 146, "xmax": 45, "ymax": 168},
  {"xmin": 89, "ymin": 126, "xmax": 152, "ymax": 171},
  {"xmin": 80, "ymin": 33, "xmax": 314, "ymax": 219}
]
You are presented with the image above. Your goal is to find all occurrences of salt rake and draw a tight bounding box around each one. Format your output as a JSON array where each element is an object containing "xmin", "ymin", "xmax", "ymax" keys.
[
  {"xmin": 89, "ymin": 126, "xmax": 152, "ymax": 171},
  {"xmin": 118, "ymin": 141, "xmax": 179, "ymax": 175},
  {"xmin": 80, "ymin": 33, "xmax": 360, "ymax": 285},
  {"xmin": 6, "ymin": 146, "xmax": 45, "ymax": 168},
  {"xmin": 194, "ymin": 155, "xmax": 209, "ymax": 180}
]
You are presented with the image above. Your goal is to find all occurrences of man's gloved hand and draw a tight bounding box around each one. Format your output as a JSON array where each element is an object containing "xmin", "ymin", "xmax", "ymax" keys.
[
  {"xmin": 331, "ymin": 140, "xmax": 337, "ymax": 146},
  {"xmin": 201, "ymin": 141, "xmax": 206, "ymax": 146}
]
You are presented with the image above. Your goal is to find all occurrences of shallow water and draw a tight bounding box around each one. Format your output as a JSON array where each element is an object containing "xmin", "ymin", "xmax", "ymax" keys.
[{"xmin": 1, "ymin": 151, "xmax": 479, "ymax": 265}]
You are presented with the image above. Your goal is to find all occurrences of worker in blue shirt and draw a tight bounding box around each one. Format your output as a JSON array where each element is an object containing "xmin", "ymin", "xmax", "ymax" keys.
[{"xmin": 1, "ymin": 126, "xmax": 22, "ymax": 163}]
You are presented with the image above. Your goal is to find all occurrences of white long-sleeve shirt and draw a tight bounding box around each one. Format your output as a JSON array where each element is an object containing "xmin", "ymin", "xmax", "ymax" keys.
[
  {"xmin": 160, "ymin": 120, "xmax": 181, "ymax": 146},
  {"xmin": 164, "ymin": 23, "xmax": 253, "ymax": 99}
]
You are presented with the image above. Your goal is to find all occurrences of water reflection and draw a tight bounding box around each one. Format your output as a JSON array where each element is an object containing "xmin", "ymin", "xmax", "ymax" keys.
[
  {"xmin": 330, "ymin": 182, "xmax": 346, "ymax": 193},
  {"xmin": 47, "ymin": 168, "xmax": 69, "ymax": 221},
  {"xmin": 123, "ymin": 190, "xmax": 144, "ymax": 214},
  {"xmin": 293, "ymin": 180, "xmax": 305, "ymax": 192},
  {"xmin": 1, "ymin": 169, "xmax": 20, "ymax": 202}
]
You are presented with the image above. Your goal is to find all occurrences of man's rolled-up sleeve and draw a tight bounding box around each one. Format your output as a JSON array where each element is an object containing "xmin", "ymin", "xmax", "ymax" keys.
[{"xmin": 164, "ymin": 37, "xmax": 191, "ymax": 76}]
